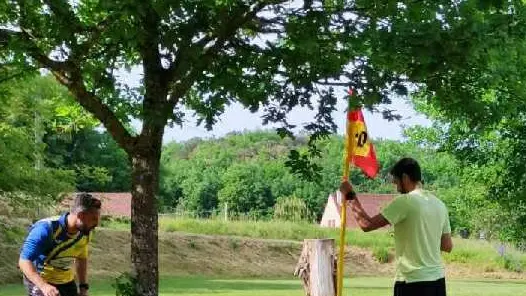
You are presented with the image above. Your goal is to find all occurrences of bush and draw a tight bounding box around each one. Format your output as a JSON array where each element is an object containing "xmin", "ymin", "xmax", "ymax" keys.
[
  {"xmin": 113, "ymin": 272, "xmax": 138, "ymax": 296},
  {"xmin": 501, "ymin": 255, "xmax": 524, "ymax": 273},
  {"xmin": 273, "ymin": 196, "xmax": 311, "ymax": 222},
  {"xmin": 372, "ymin": 247, "xmax": 391, "ymax": 263}
]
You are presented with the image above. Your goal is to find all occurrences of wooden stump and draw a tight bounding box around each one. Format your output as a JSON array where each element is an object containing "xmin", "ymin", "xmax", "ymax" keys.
[{"xmin": 294, "ymin": 239, "xmax": 336, "ymax": 296}]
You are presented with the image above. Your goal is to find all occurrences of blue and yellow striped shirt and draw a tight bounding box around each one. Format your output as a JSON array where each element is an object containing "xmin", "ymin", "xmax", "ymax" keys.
[{"xmin": 20, "ymin": 213, "xmax": 91, "ymax": 284}]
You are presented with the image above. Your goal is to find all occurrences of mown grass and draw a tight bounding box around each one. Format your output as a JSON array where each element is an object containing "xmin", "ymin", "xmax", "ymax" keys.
[{"xmin": 2, "ymin": 276, "xmax": 526, "ymax": 296}]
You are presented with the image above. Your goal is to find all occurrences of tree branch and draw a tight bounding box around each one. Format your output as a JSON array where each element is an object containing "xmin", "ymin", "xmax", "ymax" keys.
[
  {"xmin": 42, "ymin": 0, "xmax": 84, "ymax": 33},
  {"xmin": 0, "ymin": 28, "xmax": 137, "ymax": 153},
  {"xmin": 167, "ymin": 2, "xmax": 271, "ymax": 107},
  {"xmin": 132, "ymin": 2, "xmax": 173, "ymax": 148},
  {"xmin": 0, "ymin": 28, "xmax": 70, "ymax": 70},
  {"xmin": 138, "ymin": 3, "xmax": 167, "ymax": 95},
  {"xmin": 55, "ymin": 69, "xmax": 137, "ymax": 153}
]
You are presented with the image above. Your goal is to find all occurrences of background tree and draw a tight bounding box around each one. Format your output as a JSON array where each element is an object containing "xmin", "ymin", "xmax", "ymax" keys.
[
  {"xmin": 0, "ymin": 75, "xmax": 79, "ymax": 204},
  {"xmin": 160, "ymin": 132, "xmax": 468, "ymax": 224},
  {"xmin": 46, "ymin": 128, "xmax": 132, "ymax": 192}
]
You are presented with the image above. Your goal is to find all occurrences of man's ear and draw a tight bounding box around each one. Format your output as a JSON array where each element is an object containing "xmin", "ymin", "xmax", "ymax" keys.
[
  {"xmin": 76, "ymin": 211, "xmax": 85, "ymax": 220},
  {"xmin": 402, "ymin": 173, "xmax": 410, "ymax": 184}
]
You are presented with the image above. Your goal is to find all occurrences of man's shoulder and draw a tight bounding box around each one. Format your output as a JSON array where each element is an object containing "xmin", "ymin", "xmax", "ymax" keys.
[
  {"xmin": 28, "ymin": 216, "xmax": 61, "ymax": 234},
  {"xmin": 413, "ymin": 189, "xmax": 440, "ymax": 200},
  {"xmin": 390, "ymin": 193, "xmax": 408, "ymax": 202},
  {"xmin": 423, "ymin": 190, "xmax": 446, "ymax": 205},
  {"xmin": 415, "ymin": 190, "xmax": 448, "ymax": 211}
]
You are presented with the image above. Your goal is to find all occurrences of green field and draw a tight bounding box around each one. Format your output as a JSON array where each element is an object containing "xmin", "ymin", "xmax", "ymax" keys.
[{"xmin": 1, "ymin": 276, "xmax": 525, "ymax": 296}]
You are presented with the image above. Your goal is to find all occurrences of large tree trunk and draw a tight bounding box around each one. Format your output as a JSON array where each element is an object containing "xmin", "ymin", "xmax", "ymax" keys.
[
  {"xmin": 128, "ymin": 50, "xmax": 169, "ymax": 294},
  {"xmin": 130, "ymin": 144, "xmax": 162, "ymax": 296}
]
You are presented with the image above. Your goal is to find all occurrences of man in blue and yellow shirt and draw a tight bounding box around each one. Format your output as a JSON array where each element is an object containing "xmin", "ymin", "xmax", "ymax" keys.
[{"xmin": 19, "ymin": 193, "xmax": 101, "ymax": 296}]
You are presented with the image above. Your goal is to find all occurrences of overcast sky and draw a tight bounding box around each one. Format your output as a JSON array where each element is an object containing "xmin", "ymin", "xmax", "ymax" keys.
[
  {"xmin": 154, "ymin": 96, "xmax": 431, "ymax": 144},
  {"xmin": 119, "ymin": 65, "xmax": 431, "ymax": 145}
]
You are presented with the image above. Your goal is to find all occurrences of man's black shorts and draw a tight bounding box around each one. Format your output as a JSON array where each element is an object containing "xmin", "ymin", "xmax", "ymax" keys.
[
  {"xmin": 24, "ymin": 277, "xmax": 78, "ymax": 296},
  {"xmin": 394, "ymin": 277, "xmax": 446, "ymax": 296}
]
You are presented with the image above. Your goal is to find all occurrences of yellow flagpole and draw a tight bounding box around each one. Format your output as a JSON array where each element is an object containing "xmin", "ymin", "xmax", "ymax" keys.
[
  {"xmin": 337, "ymin": 192, "xmax": 347, "ymax": 296},
  {"xmin": 337, "ymin": 99, "xmax": 356, "ymax": 296}
]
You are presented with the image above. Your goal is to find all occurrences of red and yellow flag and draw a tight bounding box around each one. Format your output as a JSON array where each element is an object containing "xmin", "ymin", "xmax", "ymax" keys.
[
  {"xmin": 343, "ymin": 89, "xmax": 379, "ymax": 179},
  {"xmin": 338, "ymin": 88, "xmax": 379, "ymax": 296}
]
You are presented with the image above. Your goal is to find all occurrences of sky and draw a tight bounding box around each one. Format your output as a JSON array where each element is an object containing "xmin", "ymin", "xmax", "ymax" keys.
[
  {"xmin": 152, "ymin": 92, "xmax": 431, "ymax": 144},
  {"xmin": 119, "ymin": 68, "xmax": 431, "ymax": 146}
]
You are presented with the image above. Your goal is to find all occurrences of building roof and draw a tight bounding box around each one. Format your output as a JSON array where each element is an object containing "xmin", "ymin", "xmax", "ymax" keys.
[{"xmin": 61, "ymin": 192, "xmax": 131, "ymax": 217}]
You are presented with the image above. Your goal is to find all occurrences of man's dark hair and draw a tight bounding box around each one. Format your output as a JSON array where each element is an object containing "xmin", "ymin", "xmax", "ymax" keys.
[
  {"xmin": 390, "ymin": 157, "xmax": 422, "ymax": 183},
  {"xmin": 72, "ymin": 193, "xmax": 101, "ymax": 213}
]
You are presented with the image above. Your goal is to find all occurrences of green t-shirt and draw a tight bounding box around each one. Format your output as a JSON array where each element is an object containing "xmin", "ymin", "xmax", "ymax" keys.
[{"xmin": 381, "ymin": 188, "xmax": 451, "ymax": 283}]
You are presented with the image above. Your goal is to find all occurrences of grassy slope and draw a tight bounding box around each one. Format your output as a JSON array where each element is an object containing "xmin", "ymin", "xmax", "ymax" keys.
[
  {"xmin": 154, "ymin": 217, "xmax": 526, "ymax": 274},
  {"xmin": 0, "ymin": 225, "xmax": 389, "ymax": 285},
  {"xmin": 2, "ymin": 216, "xmax": 525, "ymax": 286}
]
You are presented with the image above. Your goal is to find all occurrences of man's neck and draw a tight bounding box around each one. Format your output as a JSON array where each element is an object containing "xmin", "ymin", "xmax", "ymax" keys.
[
  {"xmin": 403, "ymin": 183, "xmax": 418, "ymax": 194},
  {"xmin": 66, "ymin": 213, "xmax": 79, "ymax": 235},
  {"xmin": 407, "ymin": 183, "xmax": 423, "ymax": 194}
]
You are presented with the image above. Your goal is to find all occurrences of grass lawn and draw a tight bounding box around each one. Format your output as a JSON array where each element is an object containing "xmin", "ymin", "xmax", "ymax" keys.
[{"xmin": 1, "ymin": 276, "xmax": 525, "ymax": 296}]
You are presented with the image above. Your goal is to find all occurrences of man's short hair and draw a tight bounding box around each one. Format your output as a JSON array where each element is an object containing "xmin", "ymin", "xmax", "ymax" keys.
[
  {"xmin": 390, "ymin": 157, "xmax": 422, "ymax": 183},
  {"xmin": 72, "ymin": 193, "xmax": 101, "ymax": 213}
]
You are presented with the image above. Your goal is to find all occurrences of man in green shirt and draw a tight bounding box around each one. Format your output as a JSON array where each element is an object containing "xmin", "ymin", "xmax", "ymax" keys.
[{"xmin": 340, "ymin": 157, "xmax": 453, "ymax": 296}]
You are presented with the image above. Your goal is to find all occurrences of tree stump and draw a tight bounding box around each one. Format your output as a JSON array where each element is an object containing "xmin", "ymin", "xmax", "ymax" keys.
[{"xmin": 294, "ymin": 239, "xmax": 336, "ymax": 296}]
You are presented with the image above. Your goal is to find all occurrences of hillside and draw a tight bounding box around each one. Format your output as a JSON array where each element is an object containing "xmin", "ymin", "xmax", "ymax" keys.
[
  {"xmin": 2, "ymin": 219, "xmax": 526, "ymax": 286},
  {"xmin": 158, "ymin": 132, "xmax": 464, "ymax": 222},
  {"xmin": 1, "ymin": 226, "xmax": 391, "ymax": 285}
]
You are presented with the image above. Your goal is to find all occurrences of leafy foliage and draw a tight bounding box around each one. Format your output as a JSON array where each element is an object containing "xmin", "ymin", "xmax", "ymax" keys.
[
  {"xmin": 0, "ymin": 75, "xmax": 78, "ymax": 199},
  {"xmin": 159, "ymin": 131, "xmax": 464, "ymax": 222},
  {"xmin": 405, "ymin": 104, "xmax": 526, "ymax": 243},
  {"xmin": 0, "ymin": 74, "xmax": 131, "ymax": 195},
  {"xmin": 46, "ymin": 128, "xmax": 132, "ymax": 192}
]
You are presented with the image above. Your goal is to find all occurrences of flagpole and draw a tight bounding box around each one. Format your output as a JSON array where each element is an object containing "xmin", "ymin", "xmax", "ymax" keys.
[
  {"xmin": 337, "ymin": 175, "xmax": 349, "ymax": 296},
  {"xmin": 337, "ymin": 90, "xmax": 356, "ymax": 296},
  {"xmin": 338, "ymin": 148, "xmax": 353, "ymax": 296},
  {"xmin": 337, "ymin": 88, "xmax": 379, "ymax": 296}
]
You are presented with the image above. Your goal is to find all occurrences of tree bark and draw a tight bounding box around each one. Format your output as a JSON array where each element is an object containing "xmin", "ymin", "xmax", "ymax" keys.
[
  {"xmin": 130, "ymin": 140, "xmax": 162, "ymax": 296},
  {"xmin": 294, "ymin": 239, "xmax": 336, "ymax": 296}
]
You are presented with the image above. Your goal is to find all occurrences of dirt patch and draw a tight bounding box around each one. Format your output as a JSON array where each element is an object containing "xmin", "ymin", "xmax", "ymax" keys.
[{"xmin": 446, "ymin": 263, "xmax": 526, "ymax": 280}]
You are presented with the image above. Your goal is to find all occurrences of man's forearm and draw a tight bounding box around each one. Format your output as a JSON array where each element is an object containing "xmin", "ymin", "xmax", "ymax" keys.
[
  {"xmin": 19, "ymin": 259, "xmax": 47, "ymax": 288},
  {"xmin": 76, "ymin": 258, "xmax": 88, "ymax": 284},
  {"xmin": 353, "ymin": 211, "xmax": 372, "ymax": 228},
  {"xmin": 350, "ymin": 200, "xmax": 373, "ymax": 231}
]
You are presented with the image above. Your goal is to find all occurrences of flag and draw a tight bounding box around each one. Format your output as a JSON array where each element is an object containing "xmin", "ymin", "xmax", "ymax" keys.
[
  {"xmin": 343, "ymin": 89, "xmax": 379, "ymax": 179},
  {"xmin": 337, "ymin": 89, "xmax": 380, "ymax": 296}
]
